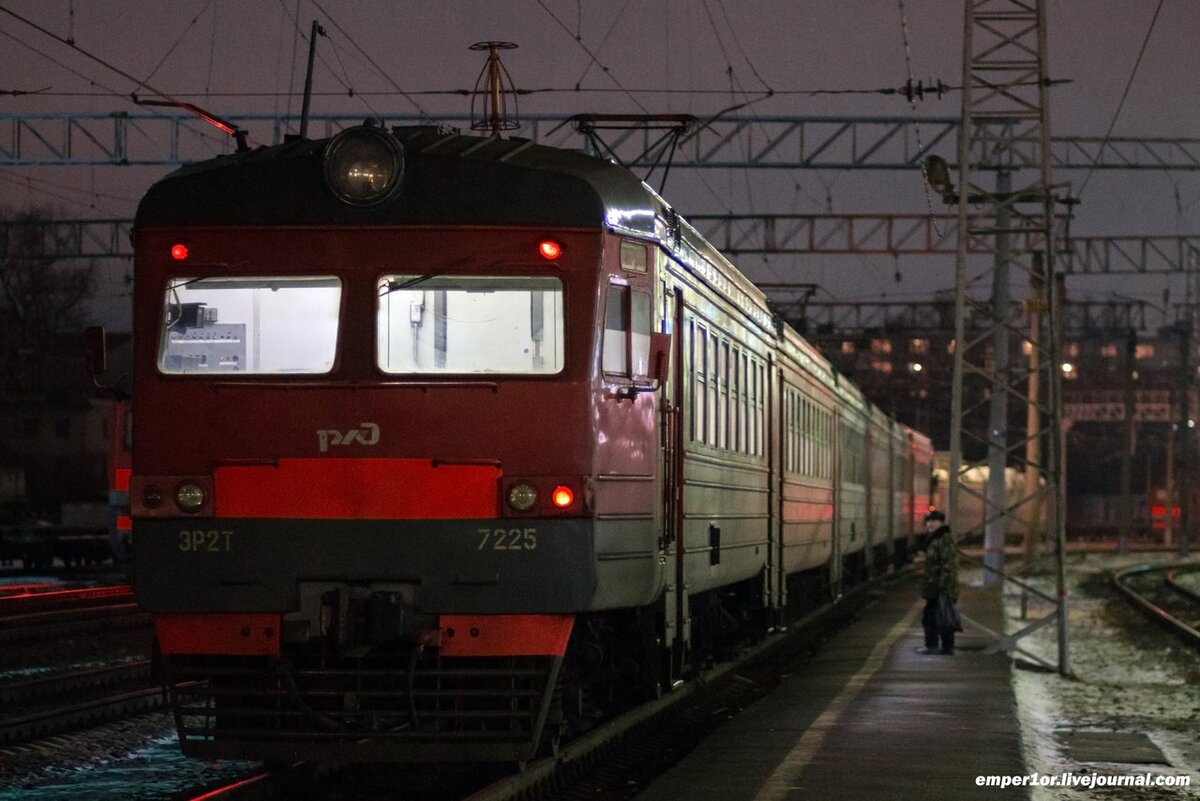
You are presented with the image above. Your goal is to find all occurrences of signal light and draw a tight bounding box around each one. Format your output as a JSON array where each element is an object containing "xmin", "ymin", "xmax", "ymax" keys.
[
  {"xmin": 171, "ymin": 243, "xmax": 189, "ymax": 261},
  {"xmin": 538, "ymin": 239, "xmax": 562, "ymax": 260},
  {"xmin": 551, "ymin": 485, "xmax": 574, "ymax": 508}
]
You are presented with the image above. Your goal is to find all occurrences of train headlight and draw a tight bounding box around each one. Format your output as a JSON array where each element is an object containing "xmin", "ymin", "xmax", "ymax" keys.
[
  {"xmin": 175, "ymin": 482, "xmax": 206, "ymax": 512},
  {"xmin": 143, "ymin": 485, "xmax": 164, "ymax": 510},
  {"xmin": 506, "ymin": 482, "xmax": 538, "ymax": 512},
  {"xmin": 323, "ymin": 125, "xmax": 405, "ymax": 206}
]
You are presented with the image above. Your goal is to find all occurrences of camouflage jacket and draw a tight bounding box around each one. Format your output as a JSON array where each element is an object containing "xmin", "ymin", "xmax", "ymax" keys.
[{"xmin": 921, "ymin": 526, "xmax": 958, "ymax": 599}]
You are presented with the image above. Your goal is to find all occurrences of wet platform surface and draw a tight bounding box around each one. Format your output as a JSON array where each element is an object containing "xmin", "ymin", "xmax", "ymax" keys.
[{"xmin": 638, "ymin": 577, "xmax": 1027, "ymax": 800}]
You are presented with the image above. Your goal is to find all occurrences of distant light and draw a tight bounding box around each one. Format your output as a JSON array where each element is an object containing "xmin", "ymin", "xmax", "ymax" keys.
[
  {"xmin": 910, "ymin": 362, "xmax": 924, "ymax": 373},
  {"xmin": 1190, "ymin": 419, "xmax": 1196, "ymax": 429},
  {"xmin": 538, "ymin": 239, "xmax": 562, "ymax": 260},
  {"xmin": 171, "ymin": 243, "xmax": 189, "ymax": 261},
  {"xmin": 1061, "ymin": 362, "xmax": 1074, "ymax": 374},
  {"xmin": 551, "ymin": 485, "xmax": 574, "ymax": 508}
]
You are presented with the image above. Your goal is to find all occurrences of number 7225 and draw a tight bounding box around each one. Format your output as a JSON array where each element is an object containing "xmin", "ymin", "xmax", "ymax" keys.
[{"xmin": 477, "ymin": 527, "xmax": 538, "ymax": 551}]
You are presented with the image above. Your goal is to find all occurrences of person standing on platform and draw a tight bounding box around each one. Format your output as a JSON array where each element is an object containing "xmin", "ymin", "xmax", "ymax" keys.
[{"xmin": 918, "ymin": 510, "xmax": 961, "ymax": 655}]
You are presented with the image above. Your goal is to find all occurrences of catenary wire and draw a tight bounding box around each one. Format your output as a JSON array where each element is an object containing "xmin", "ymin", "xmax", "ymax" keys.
[
  {"xmin": 533, "ymin": 0, "xmax": 649, "ymax": 113},
  {"xmin": 1077, "ymin": 0, "xmax": 1165, "ymax": 198},
  {"xmin": 310, "ymin": 0, "xmax": 432, "ymax": 118}
]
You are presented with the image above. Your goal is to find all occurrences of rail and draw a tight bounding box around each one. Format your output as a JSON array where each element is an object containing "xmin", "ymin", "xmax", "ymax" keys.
[{"xmin": 1111, "ymin": 564, "xmax": 1200, "ymax": 647}]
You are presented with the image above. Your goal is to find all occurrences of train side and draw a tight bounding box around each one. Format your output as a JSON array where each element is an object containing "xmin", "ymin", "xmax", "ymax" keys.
[{"xmin": 126, "ymin": 124, "xmax": 933, "ymax": 764}]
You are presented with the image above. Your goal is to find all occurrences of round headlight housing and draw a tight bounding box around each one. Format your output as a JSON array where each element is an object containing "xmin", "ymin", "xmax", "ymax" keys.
[
  {"xmin": 507, "ymin": 482, "xmax": 538, "ymax": 512},
  {"xmin": 143, "ymin": 485, "xmax": 164, "ymax": 510},
  {"xmin": 323, "ymin": 125, "xmax": 405, "ymax": 206},
  {"xmin": 175, "ymin": 482, "xmax": 206, "ymax": 512}
]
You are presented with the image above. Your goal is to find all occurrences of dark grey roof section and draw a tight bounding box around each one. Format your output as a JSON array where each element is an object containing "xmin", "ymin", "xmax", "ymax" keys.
[{"xmin": 135, "ymin": 126, "xmax": 660, "ymax": 235}]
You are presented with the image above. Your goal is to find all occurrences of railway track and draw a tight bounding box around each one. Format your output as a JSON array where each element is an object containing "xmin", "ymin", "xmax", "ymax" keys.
[
  {"xmin": 0, "ymin": 584, "xmax": 150, "ymax": 644},
  {"xmin": 174, "ymin": 572, "xmax": 905, "ymax": 801},
  {"xmin": 0, "ymin": 660, "xmax": 163, "ymax": 746},
  {"xmin": 1112, "ymin": 563, "xmax": 1200, "ymax": 647}
]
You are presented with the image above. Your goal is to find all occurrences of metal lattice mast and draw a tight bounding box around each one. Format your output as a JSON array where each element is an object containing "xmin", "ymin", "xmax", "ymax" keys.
[{"xmin": 949, "ymin": 0, "xmax": 1068, "ymax": 673}]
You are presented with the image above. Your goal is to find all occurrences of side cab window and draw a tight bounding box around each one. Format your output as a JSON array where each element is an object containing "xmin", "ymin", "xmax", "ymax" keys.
[
  {"xmin": 602, "ymin": 240, "xmax": 653, "ymax": 380},
  {"xmin": 603, "ymin": 284, "xmax": 652, "ymax": 378}
]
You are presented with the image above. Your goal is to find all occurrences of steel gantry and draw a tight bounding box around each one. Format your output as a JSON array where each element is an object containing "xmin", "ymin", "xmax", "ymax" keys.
[
  {"xmin": 9, "ymin": 213, "xmax": 1200, "ymax": 278},
  {"xmin": 949, "ymin": 0, "xmax": 1069, "ymax": 674},
  {"xmin": 5, "ymin": 112, "xmax": 1200, "ymax": 169},
  {"xmin": 775, "ymin": 298, "xmax": 1150, "ymax": 337},
  {"xmin": 690, "ymin": 213, "xmax": 1200, "ymax": 274}
]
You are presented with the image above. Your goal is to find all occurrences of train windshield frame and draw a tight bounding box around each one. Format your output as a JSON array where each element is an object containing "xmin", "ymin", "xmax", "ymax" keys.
[
  {"xmin": 376, "ymin": 274, "xmax": 565, "ymax": 375},
  {"xmin": 158, "ymin": 276, "xmax": 342, "ymax": 375}
]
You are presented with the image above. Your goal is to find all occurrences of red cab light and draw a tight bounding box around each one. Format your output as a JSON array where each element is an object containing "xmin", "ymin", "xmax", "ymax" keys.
[
  {"xmin": 171, "ymin": 243, "xmax": 189, "ymax": 261},
  {"xmin": 538, "ymin": 239, "xmax": 562, "ymax": 260},
  {"xmin": 551, "ymin": 485, "xmax": 574, "ymax": 508}
]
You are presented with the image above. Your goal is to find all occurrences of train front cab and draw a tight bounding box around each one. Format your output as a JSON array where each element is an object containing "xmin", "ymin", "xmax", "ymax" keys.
[{"xmin": 128, "ymin": 216, "xmax": 676, "ymax": 763}]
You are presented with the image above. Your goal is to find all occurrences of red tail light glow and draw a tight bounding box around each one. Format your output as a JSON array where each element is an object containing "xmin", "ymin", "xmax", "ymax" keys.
[
  {"xmin": 538, "ymin": 239, "xmax": 562, "ymax": 260},
  {"xmin": 171, "ymin": 243, "xmax": 189, "ymax": 261},
  {"xmin": 551, "ymin": 485, "xmax": 574, "ymax": 508}
]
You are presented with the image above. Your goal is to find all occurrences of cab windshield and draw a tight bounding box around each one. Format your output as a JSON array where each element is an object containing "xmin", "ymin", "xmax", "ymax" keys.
[
  {"xmin": 377, "ymin": 275, "xmax": 564, "ymax": 374},
  {"xmin": 158, "ymin": 276, "xmax": 341, "ymax": 374}
]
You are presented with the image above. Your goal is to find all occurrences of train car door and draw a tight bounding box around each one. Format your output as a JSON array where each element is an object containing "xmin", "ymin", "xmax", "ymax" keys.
[
  {"xmin": 766, "ymin": 355, "xmax": 783, "ymax": 619},
  {"xmin": 657, "ymin": 272, "xmax": 688, "ymax": 683},
  {"xmin": 830, "ymin": 408, "xmax": 844, "ymax": 596}
]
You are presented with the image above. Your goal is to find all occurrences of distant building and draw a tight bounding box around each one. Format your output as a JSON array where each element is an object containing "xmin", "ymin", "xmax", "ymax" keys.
[{"xmin": 0, "ymin": 325, "xmax": 129, "ymax": 514}]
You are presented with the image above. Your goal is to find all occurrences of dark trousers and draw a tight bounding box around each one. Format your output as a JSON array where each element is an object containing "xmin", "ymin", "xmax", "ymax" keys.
[{"xmin": 922, "ymin": 597, "xmax": 956, "ymax": 653}]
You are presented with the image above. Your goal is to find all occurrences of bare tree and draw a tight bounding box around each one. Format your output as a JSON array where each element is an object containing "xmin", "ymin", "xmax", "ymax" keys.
[{"xmin": 0, "ymin": 206, "xmax": 96, "ymax": 393}]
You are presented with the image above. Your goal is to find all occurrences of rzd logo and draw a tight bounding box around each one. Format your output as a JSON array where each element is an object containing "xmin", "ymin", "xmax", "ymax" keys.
[{"xmin": 317, "ymin": 423, "xmax": 380, "ymax": 453}]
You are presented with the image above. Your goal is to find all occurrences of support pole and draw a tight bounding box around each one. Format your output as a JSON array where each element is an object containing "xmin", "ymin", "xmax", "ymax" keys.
[
  {"xmin": 1180, "ymin": 320, "xmax": 1193, "ymax": 557},
  {"xmin": 1117, "ymin": 329, "xmax": 1135, "ymax": 553},
  {"xmin": 299, "ymin": 20, "xmax": 324, "ymax": 140},
  {"xmin": 984, "ymin": 169, "xmax": 1012, "ymax": 586},
  {"xmin": 1023, "ymin": 256, "xmax": 1044, "ymax": 567}
]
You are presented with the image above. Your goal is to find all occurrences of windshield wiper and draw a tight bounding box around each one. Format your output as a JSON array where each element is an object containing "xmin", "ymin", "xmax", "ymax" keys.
[{"xmin": 380, "ymin": 274, "xmax": 439, "ymax": 296}]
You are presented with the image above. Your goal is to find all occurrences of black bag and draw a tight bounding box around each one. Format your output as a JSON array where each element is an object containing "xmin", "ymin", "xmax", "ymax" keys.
[{"xmin": 936, "ymin": 593, "xmax": 964, "ymax": 633}]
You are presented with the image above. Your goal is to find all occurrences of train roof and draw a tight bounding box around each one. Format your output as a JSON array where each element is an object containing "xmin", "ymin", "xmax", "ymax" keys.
[
  {"xmin": 136, "ymin": 124, "xmax": 777, "ymax": 332},
  {"xmin": 136, "ymin": 125, "xmax": 659, "ymax": 233}
]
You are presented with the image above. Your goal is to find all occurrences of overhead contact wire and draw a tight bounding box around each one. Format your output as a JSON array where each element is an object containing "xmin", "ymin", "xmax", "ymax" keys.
[{"xmin": 533, "ymin": 0, "xmax": 649, "ymax": 113}]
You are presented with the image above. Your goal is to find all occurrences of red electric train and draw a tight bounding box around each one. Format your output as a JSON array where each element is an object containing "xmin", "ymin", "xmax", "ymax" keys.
[{"xmin": 122, "ymin": 122, "xmax": 933, "ymax": 763}]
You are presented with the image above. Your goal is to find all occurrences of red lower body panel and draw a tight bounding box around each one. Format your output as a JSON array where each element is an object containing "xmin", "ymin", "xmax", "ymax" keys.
[
  {"xmin": 439, "ymin": 614, "xmax": 575, "ymax": 657},
  {"xmin": 213, "ymin": 458, "xmax": 501, "ymax": 519},
  {"xmin": 156, "ymin": 613, "xmax": 281, "ymax": 656}
]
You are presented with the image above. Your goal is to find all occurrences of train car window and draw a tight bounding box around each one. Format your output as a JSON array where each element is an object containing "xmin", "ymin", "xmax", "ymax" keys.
[
  {"xmin": 631, "ymin": 290, "xmax": 651, "ymax": 376},
  {"xmin": 707, "ymin": 335, "xmax": 718, "ymax": 445},
  {"xmin": 159, "ymin": 276, "xmax": 341, "ymax": 374},
  {"xmin": 378, "ymin": 275, "xmax": 564, "ymax": 374},
  {"xmin": 731, "ymin": 349, "xmax": 741, "ymax": 453},
  {"xmin": 785, "ymin": 390, "xmax": 795, "ymax": 472},
  {"xmin": 715, "ymin": 340, "xmax": 724, "ymax": 448},
  {"xmin": 740, "ymin": 352, "xmax": 749, "ymax": 453},
  {"xmin": 750, "ymin": 361, "xmax": 759, "ymax": 456}
]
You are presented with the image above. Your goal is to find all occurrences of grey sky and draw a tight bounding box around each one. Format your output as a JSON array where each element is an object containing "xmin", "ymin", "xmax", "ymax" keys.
[{"xmin": 0, "ymin": 1, "xmax": 1197, "ymax": 328}]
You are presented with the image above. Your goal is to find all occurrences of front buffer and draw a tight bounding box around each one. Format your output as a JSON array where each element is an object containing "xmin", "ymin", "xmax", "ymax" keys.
[{"xmin": 133, "ymin": 511, "xmax": 597, "ymax": 763}]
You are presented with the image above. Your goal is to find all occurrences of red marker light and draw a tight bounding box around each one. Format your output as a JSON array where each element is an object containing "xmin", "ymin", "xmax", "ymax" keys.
[
  {"xmin": 551, "ymin": 485, "xmax": 574, "ymax": 508},
  {"xmin": 538, "ymin": 239, "xmax": 562, "ymax": 260},
  {"xmin": 171, "ymin": 243, "xmax": 189, "ymax": 261}
]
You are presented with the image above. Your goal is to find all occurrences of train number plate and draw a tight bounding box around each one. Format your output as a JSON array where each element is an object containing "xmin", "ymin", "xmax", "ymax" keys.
[
  {"xmin": 178, "ymin": 530, "xmax": 234, "ymax": 552},
  {"xmin": 477, "ymin": 527, "xmax": 538, "ymax": 551}
]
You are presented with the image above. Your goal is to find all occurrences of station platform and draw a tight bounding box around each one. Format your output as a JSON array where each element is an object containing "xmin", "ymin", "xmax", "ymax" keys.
[{"xmin": 637, "ymin": 576, "xmax": 1028, "ymax": 800}]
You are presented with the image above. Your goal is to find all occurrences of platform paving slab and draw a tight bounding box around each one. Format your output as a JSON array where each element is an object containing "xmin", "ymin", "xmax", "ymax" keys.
[{"xmin": 636, "ymin": 578, "xmax": 1027, "ymax": 801}]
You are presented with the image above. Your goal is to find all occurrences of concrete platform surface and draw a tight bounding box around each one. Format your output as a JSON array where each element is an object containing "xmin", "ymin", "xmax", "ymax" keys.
[{"xmin": 637, "ymin": 577, "xmax": 1027, "ymax": 801}]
